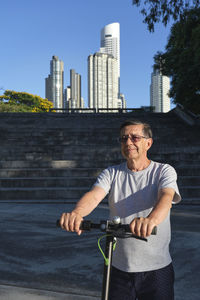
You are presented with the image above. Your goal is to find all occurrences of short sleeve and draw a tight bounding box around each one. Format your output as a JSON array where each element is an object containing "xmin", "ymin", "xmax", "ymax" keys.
[
  {"xmin": 158, "ymin": 164, "xmax": 181, "ymax": 204},
  {"xmin": 93, "ymin": 167, "xmax": 113, "ymax": 195}
]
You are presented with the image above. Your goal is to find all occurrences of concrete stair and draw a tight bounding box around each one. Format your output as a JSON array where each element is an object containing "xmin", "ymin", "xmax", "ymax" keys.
[{"xmin": 0, "ymin": 109, "xmax": 199, "ymax": 204}]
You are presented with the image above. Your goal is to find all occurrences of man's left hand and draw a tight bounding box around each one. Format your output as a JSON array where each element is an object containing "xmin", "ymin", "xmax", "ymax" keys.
[{"xmin": 130, "ymin": 217, "xmax": 156, "ymax": 238}]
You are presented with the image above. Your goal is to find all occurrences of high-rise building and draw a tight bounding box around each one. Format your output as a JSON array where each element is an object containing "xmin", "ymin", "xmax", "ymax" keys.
[
  {"xmin": 63, "ymin": 86, "xmax": 71, "ymax": 109},
  {"xmin": 64, "ymin": 69, "xmax": 84, "ymax": 109},
  {"xmin": 100, "ymin": 22, "xmax": 120, "ymax": 79},
  {"xmin": 150, "ymin": 69, "xmax": 170, "ymax": 113},
  {"xmin": 45, "ymin": 55, "xmax": 64, "ymax": 109},
  {"xmin": 88, "ymin": 22, "xmax": 125, "ymax": 111},
  {"xmin": 88, "ymin": 52, "xmax": 119, "ymax": 110}
]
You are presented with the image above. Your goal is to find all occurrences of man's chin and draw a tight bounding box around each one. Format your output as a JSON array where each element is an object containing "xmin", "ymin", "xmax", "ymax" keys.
[{"xmin": 124, "ymin": 153, "xmax": 138, "ymax": 160}]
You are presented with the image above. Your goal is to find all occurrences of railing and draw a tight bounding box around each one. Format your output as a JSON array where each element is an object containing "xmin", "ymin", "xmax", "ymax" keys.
[{"xmin": 49, "ymin": 107, "xmax": 155, "ymax": 113}]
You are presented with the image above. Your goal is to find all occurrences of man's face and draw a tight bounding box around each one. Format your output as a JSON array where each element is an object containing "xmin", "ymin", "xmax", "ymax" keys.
[{"xmin": 120, "ymin": 124, "xmax": 152, "ymax": 161}]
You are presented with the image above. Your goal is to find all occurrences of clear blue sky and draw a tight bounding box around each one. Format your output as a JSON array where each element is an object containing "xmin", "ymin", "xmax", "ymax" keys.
[{"xmin": 0, "ymin": 0, "xmax": 173, "ymax": 108}]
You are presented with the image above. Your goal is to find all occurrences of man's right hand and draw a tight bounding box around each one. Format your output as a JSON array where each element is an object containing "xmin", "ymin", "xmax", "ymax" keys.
[{"xmin": 59, "ymin": 211, "xmax": 83, "ymax": 235}]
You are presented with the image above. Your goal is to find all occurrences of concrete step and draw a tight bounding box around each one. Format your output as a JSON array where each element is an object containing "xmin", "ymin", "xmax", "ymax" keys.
[
  {"xmin": 0, "ymin": 165, "xmax": 199, "ymax": 177},
  {"xmin": 1, "ymin": 133, "xmax": 200, "ymax": 147},
  {"xmin": 1, "ymin": 176, "xmax": 197, "ymax": 189},
  {"xmin": 1, "ymin": 146, "xmax": 200, "ymax": 159},
  {"xmin": 0, "ymin": 146, "xmax": 121, "ymax": 157},
  {"xmin": 176, "ymin": 166, "xmax": 200, "ymax": 176},
  {"xmin": 0, "ymin": 168, "xmax": 102, "ymax": 178},
  {"xmin": 0, "ymin": 126, "xmax": 193, "ymax": 137},
  {"xmin": 0, "ymin": 177, "xmax": 95, "ymax": 188},
  {"xmin": 0, "ymin": 129, "xmax": 186, "ymax": 141},
  {"xmin": 0, "ymin": 187, "xmax": 89, "ymax": 200},
  {"xmin": 0, "ymin": 182, "xmax": 198, "ymax": 201},
  {"xmin": 150, "ymin": 152, "xmax": 200, "ymax": 162},
  {"xmin": 0, "ymin": 111, "xmax": 184, "ymax": 128},
  {"xmin": 0, "ymin": 160, "xmax": 199, "ymax": 174},
  {"xmin": 0, "ymin": 160, "xmax": 124, "ymax": 169},
  {"xmin": 0, "ymin": 153, "xmax": 200, "ymax": 167},
  {"xmin": 178, "ymin": 176, "xmax": 200, "ymax": 186},
  {"xmin": 0, "ymin": 186, "xmax": 198, "ymax": 203},
  {"xmin": 0, "ymin": 114, "xmax": 182, "ymax": 127},
  {"xmin": 0, "ymin": 135, "xmax": 119, "ymax": 145},
  {"xmin": 179, "ymin": 198, "xmax": 200, "ymax": 205},
  {"xmin": 178, "ymin": 186, "xmax": 200, "ymax": 198}
]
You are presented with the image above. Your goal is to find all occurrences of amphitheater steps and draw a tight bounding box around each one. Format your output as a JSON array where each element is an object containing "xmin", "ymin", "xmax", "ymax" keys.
[{"xmin": 0, "ymin": 110, "xmax": 199, "ymax": 204}]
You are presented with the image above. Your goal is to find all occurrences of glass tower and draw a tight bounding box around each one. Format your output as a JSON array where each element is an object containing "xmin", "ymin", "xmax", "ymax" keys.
[{"xmin": 45, "ymin": 55, "xmax": 64, "ymax": 109}]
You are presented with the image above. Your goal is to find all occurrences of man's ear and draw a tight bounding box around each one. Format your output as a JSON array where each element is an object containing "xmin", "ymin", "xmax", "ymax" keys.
[{"xmin": 147, "ymin": 138, "xmax": 153, "ymax": 150}]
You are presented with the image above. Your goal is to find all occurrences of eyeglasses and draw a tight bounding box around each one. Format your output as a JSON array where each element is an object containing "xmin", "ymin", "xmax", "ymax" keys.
[{"xmin": 118, "ymin": 135, "xmax": 149, "ymax": 144}]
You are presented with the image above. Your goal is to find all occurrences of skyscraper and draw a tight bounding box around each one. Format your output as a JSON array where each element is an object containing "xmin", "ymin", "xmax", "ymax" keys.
[
  {"xmin": 64, "ymin": 69, "xmax": 84, "ymax": 109},
  {"xmin": 150, "ymin": 69, "xmax": 170, "ymax": 113},
  {"xmin": 88, "ymin": 22, "xmax": 125, "ymax": 111},
  {"xmin": 100, "ymin": 22, "xmax": 120, "ymax": 79},
  {"xmin": 45, "ymin": 55, "xmax": 64, "ymax": 109},
  {"xmin": 88, "ymin": 52, "xmax": 119, "ymax": 110}
]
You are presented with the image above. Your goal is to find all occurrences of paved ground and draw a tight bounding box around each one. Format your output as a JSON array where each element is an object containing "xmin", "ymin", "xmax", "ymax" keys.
[{"xmin": 0, "ymin": 202, "xmax": 199, "ymax": 299}]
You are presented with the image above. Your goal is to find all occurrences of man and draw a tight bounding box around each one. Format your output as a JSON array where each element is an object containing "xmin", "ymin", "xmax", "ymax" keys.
[{"xmin": 60, "ymin": 119, "xmax": 181, "ymax": 300}]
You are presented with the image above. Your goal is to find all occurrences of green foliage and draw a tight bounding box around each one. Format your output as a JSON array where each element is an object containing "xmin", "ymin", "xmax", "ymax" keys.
[
  {"xmin": 0, "ymin": 103, "xmax": 32, "ymax": 112},
  {"xmin": 0, "ymin": 90, "xmax": 54, "ymax": 112},
  {"xmin": 132, "ymin": 0, "xmax": 200, "ymax": 32},
  {"xmin": 154, "ymin": 8, "xmax": 200, "ymax": 114}
]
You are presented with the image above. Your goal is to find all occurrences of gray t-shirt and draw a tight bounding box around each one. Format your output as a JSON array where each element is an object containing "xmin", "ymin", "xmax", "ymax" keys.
[{"xmin": 94, "ymin": 160, "xmax": 181, "ymax": 272}]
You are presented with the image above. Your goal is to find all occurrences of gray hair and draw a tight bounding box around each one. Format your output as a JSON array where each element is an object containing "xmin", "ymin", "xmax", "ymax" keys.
[{"xmin": 119, "ymin": 119, "xmax": 153, "ymax": 138}]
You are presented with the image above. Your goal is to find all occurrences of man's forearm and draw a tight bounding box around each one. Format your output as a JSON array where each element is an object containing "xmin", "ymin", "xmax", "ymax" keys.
[
  {"xmin": 73, "ymin": 191, "xmax": 100, "ymax": 217},
  {"xmin": 130, "ymin": 188, "xmax": 175, "ymax": 237},
  {"xmin": 73, "ymin": 186, "xmax": 106, "ymax": 217},
  {"xmin": 60, "ymin": 186, "xmax": 106, "ymax": 234},
  {"xmin": 148, "ymin": 188, "xmax": 174, "ymax": 225}
]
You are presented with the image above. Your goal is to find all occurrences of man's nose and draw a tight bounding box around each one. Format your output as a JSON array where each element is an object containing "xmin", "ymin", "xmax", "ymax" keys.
[{"xmin": 125, "ymin": 136, "xmax": 132, "ymax": 144}]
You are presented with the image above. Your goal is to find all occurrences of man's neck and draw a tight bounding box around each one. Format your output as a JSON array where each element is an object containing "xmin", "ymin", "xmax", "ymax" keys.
[{"xmin": 127, "ymin": 158, "xmax": 151, "ymax": 172}]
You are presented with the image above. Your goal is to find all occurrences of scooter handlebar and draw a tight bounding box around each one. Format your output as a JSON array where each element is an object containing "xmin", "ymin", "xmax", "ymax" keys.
[{"xmin": 56, "ymin": 218, "xmax": 157, "ymax": 237}]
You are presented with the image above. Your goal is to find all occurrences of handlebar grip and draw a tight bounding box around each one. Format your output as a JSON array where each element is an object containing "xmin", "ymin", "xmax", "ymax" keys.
[
  {"xmin": 56, "ymin": 220, "xmax": 96, "ymax": 230},
  {"xmin": 119, "ymin": 224, "xmax": 157, "ymax": 235},
  {"xmin": 80, "ymin": 220, "xmax": 92, "ymax": 230}
]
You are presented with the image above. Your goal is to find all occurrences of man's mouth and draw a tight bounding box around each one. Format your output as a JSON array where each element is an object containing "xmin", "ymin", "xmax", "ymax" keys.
[{"xmin": 126, "ymin": 147, "xmax": 137, "ymax": 152}]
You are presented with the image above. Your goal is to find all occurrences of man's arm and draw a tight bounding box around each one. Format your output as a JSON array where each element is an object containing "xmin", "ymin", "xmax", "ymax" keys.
[
  {"xmin": 130, "ymin": 187, "xmax": 175, "ymax": 238},
  {"xmin": 60, "ymin": 186, "xmax": 106, "ymax": 235}
]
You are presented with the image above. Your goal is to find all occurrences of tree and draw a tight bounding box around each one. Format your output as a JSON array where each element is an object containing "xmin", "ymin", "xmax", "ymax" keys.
[
  {"xmin": 132, "ymin": 0, "xmax": 200, "ymax": 31},
  {"xmin": 154, "ymin": 8, "xmax": 200, "ymax": 114},
  {"xmin": 0, "ymin": 90, "xmax": 54, "ymax": 113}
]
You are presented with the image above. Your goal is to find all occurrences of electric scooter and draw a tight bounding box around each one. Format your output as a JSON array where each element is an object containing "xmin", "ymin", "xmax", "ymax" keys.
[{"xmin": 57, "ymin": 216, "xmax": 157, "ymax": 300}]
